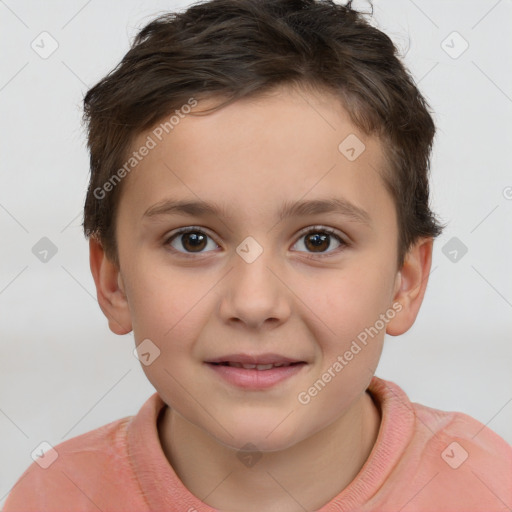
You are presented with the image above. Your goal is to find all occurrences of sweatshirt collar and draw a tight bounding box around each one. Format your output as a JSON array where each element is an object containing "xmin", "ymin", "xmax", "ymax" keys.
[{"xmin": 127, "ymin": 376, "xmax": 415, "ymax": 511}]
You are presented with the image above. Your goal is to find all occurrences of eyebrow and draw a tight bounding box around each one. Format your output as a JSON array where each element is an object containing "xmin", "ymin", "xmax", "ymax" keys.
[{"xmin": 143, "ymin": 197, "xmax": 372, "ymax": 226}]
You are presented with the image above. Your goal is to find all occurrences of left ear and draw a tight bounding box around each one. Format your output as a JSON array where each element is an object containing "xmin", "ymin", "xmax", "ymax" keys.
[{"xmin": 386, "ymin": 237, "xmax": 433, "ymax": 336}]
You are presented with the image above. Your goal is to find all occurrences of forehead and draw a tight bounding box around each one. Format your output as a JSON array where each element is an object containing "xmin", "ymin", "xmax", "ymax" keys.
[{"xmin": 119, "ymin": 86, "xmax": 395, "ymax": 230}]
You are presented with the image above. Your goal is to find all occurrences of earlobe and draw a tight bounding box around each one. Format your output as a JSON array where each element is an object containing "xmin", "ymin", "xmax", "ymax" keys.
[
  {"xmin": 386, "ymin": 237, "xmax": 433, "ymax": 336},
  {"xmin": 89, "ymin": 238, "xmax": 133, "ymax": 335}
]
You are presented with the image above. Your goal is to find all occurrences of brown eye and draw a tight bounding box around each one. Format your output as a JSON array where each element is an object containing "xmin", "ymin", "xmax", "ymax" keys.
[
  {"xmin": 180, "ymin": 232, "xmax": 207, "ymax": 252},
  {"xmin": 165, "ymin": 225, "xmax": 347, "ymax": 258},
  {"xmin": 292, "ymin": 227, "xmax": 346, "ymax": 256},
  {"xmin": 304, "ymin": 232, "xmax": 331, "ymax": 252},
  {"xmin": 166, "ymin": 228, "xmax": 219, "ymax": 254}
]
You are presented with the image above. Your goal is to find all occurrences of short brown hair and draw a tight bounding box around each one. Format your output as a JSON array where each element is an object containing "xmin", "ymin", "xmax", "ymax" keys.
[{"xmin": 82, "ymin": 0, "xmax": 445, "ymax": 269}]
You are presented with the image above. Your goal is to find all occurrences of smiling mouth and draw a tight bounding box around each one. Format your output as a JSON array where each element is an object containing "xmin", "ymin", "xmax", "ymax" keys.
[
  {"xmin": 209, "ymin": 361, "xmax": 305, "ymax": 370},
  {"xmin": 206, "ymin": 357, "xmax": 307, "ymax": 389}
]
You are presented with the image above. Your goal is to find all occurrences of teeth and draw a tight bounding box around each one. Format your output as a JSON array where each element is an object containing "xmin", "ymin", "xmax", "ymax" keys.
[
  {"xmin": 256, "ymin": 364, "xmax": 274, "ymax": 370},
  {"xmin": 225, "ymin": 362, "xmax": 293, "ymax": 370}
]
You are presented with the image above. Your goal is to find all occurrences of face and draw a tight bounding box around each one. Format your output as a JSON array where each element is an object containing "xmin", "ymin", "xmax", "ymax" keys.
[{"xmin": 106, "ymin": 85, "xmax": 407, "ymax": 451}]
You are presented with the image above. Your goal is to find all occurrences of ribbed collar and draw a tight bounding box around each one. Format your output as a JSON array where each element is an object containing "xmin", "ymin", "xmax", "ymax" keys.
[{"xmin": 127, "ymin": 376, "xmax": 415, "ymax": 511}]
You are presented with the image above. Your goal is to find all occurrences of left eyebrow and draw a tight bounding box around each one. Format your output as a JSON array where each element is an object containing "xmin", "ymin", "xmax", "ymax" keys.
[
  {"xmin": 277, "ymin": 197, "xmax": 372, "ymax": 227},
  {"xmin": 143, "ymin": 197, "xmax": 372, "ymax": 227}
]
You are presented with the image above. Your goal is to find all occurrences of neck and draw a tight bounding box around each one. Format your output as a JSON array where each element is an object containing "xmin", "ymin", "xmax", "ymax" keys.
[{"xmin": 158, "ymin": 389, "xmax": 381, "ymax": 512}]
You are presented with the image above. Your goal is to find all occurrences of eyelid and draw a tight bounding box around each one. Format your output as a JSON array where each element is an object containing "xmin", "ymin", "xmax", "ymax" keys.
[
  {"xmin": 164, "ymin": 225, "xmax": 220, "ymax": 256},
  {"xmin": 295, "ymin": 224, "xmax": 346, "ymax": 241},
  {"xmin": 164, "ymin": 224, "xmax": 348, "ymax": 257},
  {"xmin": 291, "ymin": 224, "xmax": 348, "ymax": 258},
  {"xmin": 167, "ymin": 225, "xmax": 217, "ymax": 239}
]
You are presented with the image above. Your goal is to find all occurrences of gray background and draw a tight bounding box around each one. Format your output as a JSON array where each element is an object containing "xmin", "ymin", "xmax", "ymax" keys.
[{"xmin": 1, "ymin": 0, "xmax": 511, "ymax": 506}]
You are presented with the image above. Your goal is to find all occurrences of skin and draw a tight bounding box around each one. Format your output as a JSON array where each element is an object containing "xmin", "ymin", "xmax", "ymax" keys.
[{"xmin": 90, "ymin": 84, "xmax": 433, "ymax": 511}]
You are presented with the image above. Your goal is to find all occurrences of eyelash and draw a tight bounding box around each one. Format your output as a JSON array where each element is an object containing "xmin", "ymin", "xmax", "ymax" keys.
[{"xmin": 163, "ymin": 225, "xmax": 349, "ymax": 259}]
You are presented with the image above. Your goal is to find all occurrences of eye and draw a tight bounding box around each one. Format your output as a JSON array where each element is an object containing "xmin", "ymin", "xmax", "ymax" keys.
[
  {"xmin": 164, "ymin": 225, "xmax": 348, "ymax": 258},
  {"xmin": 165, "ymin": 226, "xmax": 219, "ymax": 256},
  {"xmin": 291, "ymin": 225, "xmax": 347, "ymax": 257}
]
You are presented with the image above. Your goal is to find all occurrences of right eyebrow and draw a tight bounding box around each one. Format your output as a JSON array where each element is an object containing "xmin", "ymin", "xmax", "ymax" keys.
[{"xmin": 143, "ymin": 198, "xmax": 230, "ymax": 219}]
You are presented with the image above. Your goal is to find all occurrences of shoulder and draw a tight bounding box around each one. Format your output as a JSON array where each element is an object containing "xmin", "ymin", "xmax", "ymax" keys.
[
  {"xmin": 412, "ymin": 402, "xmax": 512, "ymax": 510},
  {"xmin": 403, "ymin": 395, "xmax": 512, "ymax": 509},
  {"xmin": 2, "ymin": 415, "xmax": 145, "ymax": 512},
  {"xmin": 368, "ymin": 378, "xmax": 512, "ymax": 510},
  {"xmin": 411, "ymin": 400, "xmax": 512, "ymax": 465},
  {"xmin": 371, "ymin": 377, "xmax": 511, "ymax": 464}
]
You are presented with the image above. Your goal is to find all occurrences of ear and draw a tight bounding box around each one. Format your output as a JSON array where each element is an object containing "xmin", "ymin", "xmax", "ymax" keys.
[
  {"xmin": 89, "ymin": 237, "xmax": 132, "ymax": 335},
  {"xmin": 386, "ymin": 237, "xmax": 433, "ymax": 336}
]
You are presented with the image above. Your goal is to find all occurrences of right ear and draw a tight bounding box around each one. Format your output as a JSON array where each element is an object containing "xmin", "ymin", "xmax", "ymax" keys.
[{"xmin": 89, "ymin": 237, "xmax": 133, "ymax": 335}]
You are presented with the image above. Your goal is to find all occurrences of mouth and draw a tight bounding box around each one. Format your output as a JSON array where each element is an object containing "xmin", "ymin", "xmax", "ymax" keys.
[
  {"xmin": 208, "ymin": 361, "xmax": 305, "ymax": 370},
  {"xmin": 205, "ymin": 353, "xmax": 307, "ymax": 368},
  {"xmin": 205, "ymin": 354, "xmax": 308, "ymax": 389}
]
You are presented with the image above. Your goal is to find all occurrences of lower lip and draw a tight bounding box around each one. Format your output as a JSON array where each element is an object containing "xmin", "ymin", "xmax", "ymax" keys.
[{"xmin": 205, "ymin": 363, "xmax": 306, "ymax": 390}]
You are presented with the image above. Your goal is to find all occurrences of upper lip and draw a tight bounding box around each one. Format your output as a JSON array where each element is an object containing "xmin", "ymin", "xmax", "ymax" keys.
[{"xmin": 205, "ymin": 353, "xmax": 306, "ymax": 365}]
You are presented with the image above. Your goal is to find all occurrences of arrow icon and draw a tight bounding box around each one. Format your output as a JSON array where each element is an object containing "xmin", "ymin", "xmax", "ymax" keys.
[
  {"xmin": 31, "ymin": 31, "xmax": 59, "ymax": 59},
  {"xmin": 442, "ymin": 237, "xmax": 467, "ymax": 263},
  {"xmin": 441, "ymin": 441, "xmax": 468, "ymax": 469},
  {"xmin": 134, "ymin": 339, "xmax": 161, "ymax": 366},
  {"xmin": 440, "ymin": 31, "xmax": 469, "ymax": 59},
  {"xmin": 32, "ymin": 237, "xmax": 58, "ymax": 263},
  {"xmin": 338, "ymin": 134, "xmax": 365, "ymax": 161},
  {"xmin": 237, "ymin": 442, "xmax": 262, "ymax": 467},
  {"xmin": 236, "ymin": 236, "xmax": 263, "ymax": 263},
  {"xmin": 31, "ymin": 441, "xmax": 59, "ymax": 468}
]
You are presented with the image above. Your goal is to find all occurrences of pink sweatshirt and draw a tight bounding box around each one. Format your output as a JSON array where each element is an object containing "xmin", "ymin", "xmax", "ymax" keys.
[{"xmin": 3, "ymin": 377, "xmax": 511, "ymax": 511}]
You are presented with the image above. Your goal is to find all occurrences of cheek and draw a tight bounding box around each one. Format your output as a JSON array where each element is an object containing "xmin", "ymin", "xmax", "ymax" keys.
[
  {"xmin": 295, "ymin": 264, "xmax": 393, "ymax": 347},
  {"xmin": 125, "ymin": 261, "xmax": 211, "ymax": 343}
]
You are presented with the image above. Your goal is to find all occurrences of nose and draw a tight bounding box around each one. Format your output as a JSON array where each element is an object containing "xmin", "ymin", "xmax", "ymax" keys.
[{"xmin": 217, "ymin": 245, "xmax": 291, "ymax": 331}]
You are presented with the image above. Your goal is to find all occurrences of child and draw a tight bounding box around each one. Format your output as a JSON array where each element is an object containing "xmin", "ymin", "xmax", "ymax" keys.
[{"xmin": 4, "ymin": 0, "xmax": 511, "ymax": 510}]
